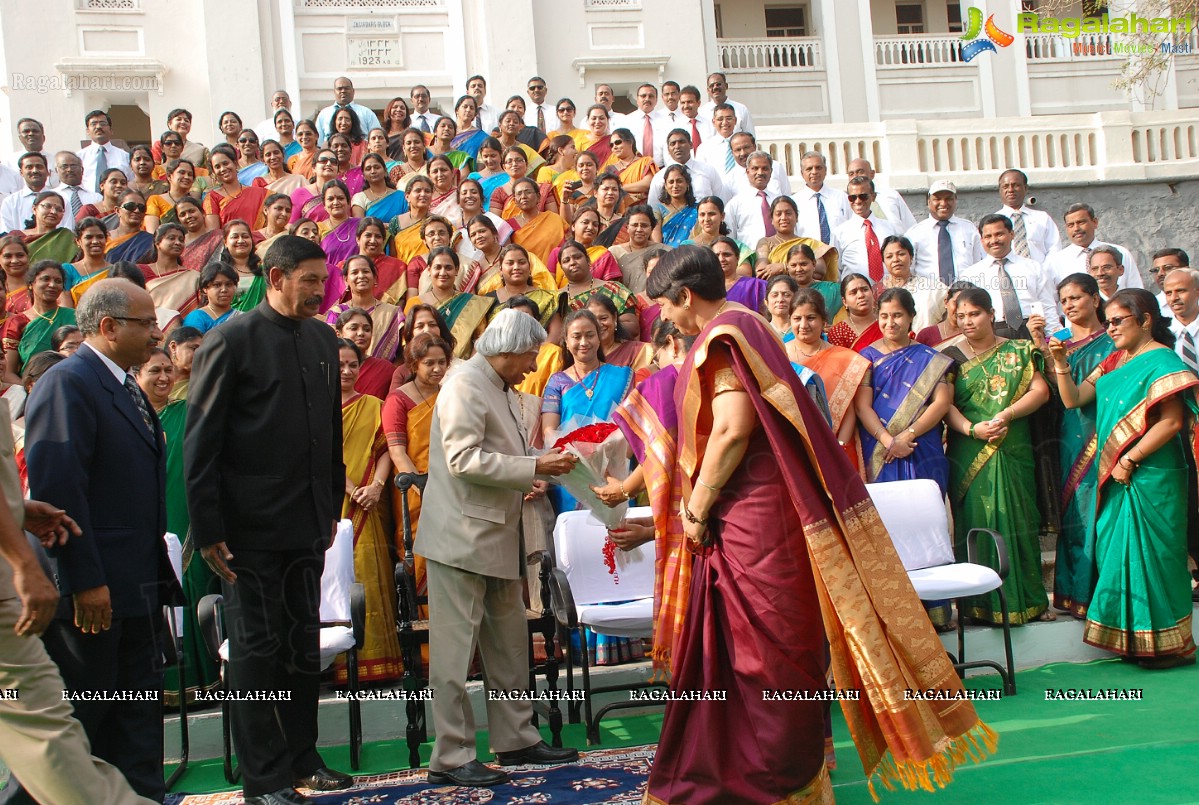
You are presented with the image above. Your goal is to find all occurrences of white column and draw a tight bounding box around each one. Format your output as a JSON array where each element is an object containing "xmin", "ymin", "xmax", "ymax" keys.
[
  {"xmin": 815, "ymin": 0, "xmax": 879, "ymax": 122},
  {"xmin": 988, "ymin": 0, "xmax": 1031, "ymax": 117},
  {"xmin": 279, "ymin": 0, "xmax": 302, "ymax": 116}
]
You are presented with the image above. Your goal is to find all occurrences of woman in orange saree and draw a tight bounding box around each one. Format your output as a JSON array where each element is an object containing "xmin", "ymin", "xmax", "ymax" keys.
[
  {"xmin": 507, "ymin": 178, "xmax": 569, "ymax": 266},
  {"xmin": 203, "ymin": 144, "xmax": 267, "ymax": 230},
  {"xmin": 641, "ymin": 246, "xmax": 995, "ymax": 805},
  {"xmin": 336, "ymin": 339, "xmax": 401, "ymax": 684}
]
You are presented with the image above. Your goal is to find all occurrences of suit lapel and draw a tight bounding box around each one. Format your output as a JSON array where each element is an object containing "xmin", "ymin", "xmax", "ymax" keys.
[{"xmin": 81, "ymin": 349, "xmax": 158, "ymax": 450}]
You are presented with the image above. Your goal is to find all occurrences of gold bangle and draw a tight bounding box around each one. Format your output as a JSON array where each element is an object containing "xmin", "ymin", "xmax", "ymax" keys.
[
  {"xmin": 372, "ymin": 478, "xmax": 385, "ymax": 488},
  {"xmin": 618, "ymin": 480, "xmax": 630, "ymax": 500},
  {"xmin": 697, "ymin": 477, "xmax": 722, "ymax": 493}
]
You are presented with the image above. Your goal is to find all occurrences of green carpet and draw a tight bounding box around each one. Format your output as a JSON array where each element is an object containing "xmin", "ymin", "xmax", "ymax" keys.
[{"xmin": 167, "ymin": 659, "xmax": 1199, "ymax": 803}]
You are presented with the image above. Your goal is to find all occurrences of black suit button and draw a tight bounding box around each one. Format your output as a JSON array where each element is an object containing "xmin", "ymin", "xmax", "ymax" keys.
[{"xmin": 311, "ymin": 438, "xmax": 317, "ymax": 445}]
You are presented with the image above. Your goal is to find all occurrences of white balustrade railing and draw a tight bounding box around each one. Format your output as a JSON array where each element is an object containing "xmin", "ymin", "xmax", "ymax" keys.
[
  {"xmin": 1025, "ymin": 33, "xmax": 1120, "ymax": 61},
  {"xmin": 874, "ymin": 34, "xmax": 967, "ymax": 67},
  {"xmin": 755, "ymin": 111, "xmax": 1199, "ymax": 191},
  {"xmin": 717, "ymin": 37, "xmax": 822, "ymax": 72}
]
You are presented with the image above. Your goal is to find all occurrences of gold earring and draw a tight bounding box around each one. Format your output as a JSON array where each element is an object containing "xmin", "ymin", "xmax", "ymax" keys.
[{"xmin": 683, "ymin": 303, "xmax": 690, "ymax": 309}]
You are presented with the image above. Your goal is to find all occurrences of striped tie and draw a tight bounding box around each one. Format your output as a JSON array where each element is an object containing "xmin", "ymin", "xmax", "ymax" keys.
[
  {"xmin": 724, "ymin": 140, "xmax": 735, "ymax": 172},
  {"xmin": 1011, "ymin": 211, "xmax": 1031, "ymax": 258},
  {"xmin": 1181, "ymin": 329, "xmax": 1199, "ymax": 376},
  {"xmin": 815, "ymin": 192, "xmax": 830, "ymax": 244}
]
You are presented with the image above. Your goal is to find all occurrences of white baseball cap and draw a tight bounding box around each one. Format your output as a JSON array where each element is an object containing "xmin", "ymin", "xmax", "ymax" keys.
[{"xmin": 928, "ymin": 180, "xmax": 958, "ymax": 196}]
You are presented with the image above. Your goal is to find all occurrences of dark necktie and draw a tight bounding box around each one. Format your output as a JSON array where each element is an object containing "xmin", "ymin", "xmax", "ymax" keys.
[
  {"xmin": 815, "ymin": 192, "xmax": 830, "ymax": 244},
  {"xmin": 124, "ymin": 374, "xmax": 156, "ymax": 436},
  {"xmin": 65, "ymin": 185, "xmax": 81, "ymax": 220},
  {"xmin": 419, "ymin": 115, "xmax": 431, "ymax": 133},
  {"xmin": 1011, "ymin": 211, "xmax": 1031, "ymax": 259},
  {"xmin": 864, "ymin": 219, "xmax": 883, "ymax": 282},
  {"xmin": 936, "ymin": 219, "xmax": 954, "ymax": 285},
  {"xmin": 536, "ymin": 105, "xmax": 546, "ymax": 133},
  {"xmin": 95, "ymin": 146, "xmax": 107, "ymax": 193},
  {"xmin": 759, "ymin": 191, "xmax": 775, "ymax": 237},
  {"xmin": 1180, "ymin": 329, "xmax": 1199, "ymax": 376}
]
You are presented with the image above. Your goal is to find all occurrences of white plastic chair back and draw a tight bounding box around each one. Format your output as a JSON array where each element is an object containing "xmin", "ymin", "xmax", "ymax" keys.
[
  {"xmin": 320, "ymin": 518, "xmax": 355, "ymax": 623},
  {"xmin": 865, "ymin": 479, "xmax": 954, "ymax": 571},
  {"xmin": 553, "ymin": 507, "xmax": 655, "ymax": 606},
  {"xmin": 163, "ymin": 532, "xmax": 183, "ymax": 640}
]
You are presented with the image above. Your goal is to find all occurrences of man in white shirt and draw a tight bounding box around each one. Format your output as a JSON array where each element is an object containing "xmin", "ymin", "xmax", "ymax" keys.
[
  {"xmin": 694, "ymin": 104, "xmax": 739, "ymax": 179},
  {"xmin": 904, "ymin": 180, "xmax": 984, "ymax": 285},
  {"xmin": 832, "ymin": 177, "xmax": 900, "ymax": 282},
  {"xmin": 658, "ymin": 81, "xmax": 684, "ymax": 128},
  {"xmin": 77, "ymin": 110, "xmax": 132, "ymax": 193},
  {"xmin": 5, "ymin": 118, "xmax": 56, "ymax": 187},
  {"xmin": 314, "ymin": 77, "xmax": 382, "ymax": 144},
  {"xmin": 468, "ymin": 75, "xmax": 500, "ymax": 134},
  {"xmin": 619, "ymin": 84, "xmax": 666, "ymax": 167},
  {"xmin": 1086, "ymin": 246, "xmax": 1127, "ymax": 303},
  {"xmin": 994, "ymin": 169, "xmax": 1061, "ymax": 264},
  {"xmin": 523, "ymin": 76, "xmax": 554, "ymax": 134},
  {"xmin": 409, "ymin": 85, "xmax": 440, "ymax": 133},
  {"xmin": 958, "ymin": 213, "xmax": 1062, "ymax": 336},
  {"xmin": 846, "ymin": 158, "xmax": 916, "ymax": 231},
  {"xmin": 649, "ymin": 129, "xmax": 727, "ymax": 201},
  {"xmin": 677, "ymin": 85, "xmax": 715, "ymax": 152},
  {"xmin": 252, "ymin": 90, "xmax": 292, "ymax": 143},
  {"xmin": 723, "ymin": 152, "xmax": 779, "ymax": 247},
  {"xmin": 0, "ymin": 152, "xmax": 52, "ymax": 232},
  {"xmin": 725, "ymin": 132, "xmax": 791, "ymax": 197},
  {"xmin": 51, "ymin": 152, "xmax": 100, "ymax": 232},
  {"xmin": 594, "ymin": 84, "xmax": 616, "ymax": 114},
  {"xmin": 1150, "ymin": 247, "xmax": 1189, "ymax": 317},
  {"xmin": 791, "ymin": 151, "xmax": 851, "ymax": 244},
  {"xmin": 1165, "ymin": 268, "xmax": 1199, "ymax": 374},
  {"xmin": 699, "ymin": 72, "xmax": 755, "ymax": 136},
  {"xmin": 1043, "ymin": 202, "xmax": 1142, "ymax": 289}
]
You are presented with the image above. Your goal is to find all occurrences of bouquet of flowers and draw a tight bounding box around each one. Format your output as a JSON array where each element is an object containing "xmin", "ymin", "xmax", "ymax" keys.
[{"xmin": 548, "ymin": 419, "xmax": 630, "ymax": 531}]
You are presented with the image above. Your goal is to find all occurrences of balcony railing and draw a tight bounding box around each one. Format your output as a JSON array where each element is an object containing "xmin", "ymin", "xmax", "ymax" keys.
[
  {"xmin": 874, "ymin": 34, "xmax": 967, "ymax": 67},
  {"xmin": 717, "ymin": 37, "xmax": 822, "ymax": 72},
  {"xmin": 1025, "ymin": 33, "xmax": 1121, "ymax": 61}
]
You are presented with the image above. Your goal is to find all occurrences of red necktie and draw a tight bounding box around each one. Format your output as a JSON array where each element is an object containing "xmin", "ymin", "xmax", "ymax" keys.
[
  {"xmin": 864, "ymin": 219, "xmax": 884, "ymax": 282},
  {"xmin": 690, "ymin": 118, "xmax": 701, "ymax": 149},
  {"xmin": 759, "ymin": 191, "xmax": 775, "ymax": 237},
  {"xmin": 642, "ymin": 115, "xmax": 654, "ymax": 158}
]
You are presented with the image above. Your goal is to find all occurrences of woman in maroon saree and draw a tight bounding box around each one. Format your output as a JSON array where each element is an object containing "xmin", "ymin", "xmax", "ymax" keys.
[{"xmin": 641, "ymin": 246, "xmax": 996, "ymax": 805}]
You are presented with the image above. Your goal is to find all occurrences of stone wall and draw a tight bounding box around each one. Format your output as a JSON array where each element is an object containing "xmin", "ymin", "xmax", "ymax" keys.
[{"xmin": 897, "ymin": 179, "xmax": 1199, "ymax": 283}]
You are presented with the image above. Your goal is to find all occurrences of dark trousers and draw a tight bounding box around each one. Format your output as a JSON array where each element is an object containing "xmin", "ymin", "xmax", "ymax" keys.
[
  {"xmin": 7, "ymin": 615, "xmax": 167, "ymax": 803},
  {"xmin": 223, "ymin": 548, "xmax": 325, "ymax": 796}
]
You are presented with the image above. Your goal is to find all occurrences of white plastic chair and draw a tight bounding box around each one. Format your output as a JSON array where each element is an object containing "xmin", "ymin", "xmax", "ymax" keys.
[
  {"xmin": 548, "ymin": 507, "xmax": 665, "ymax": 743},
  {"xmin": 865, "ymin": 479, "xmax": 1017, "ymax": 694}
]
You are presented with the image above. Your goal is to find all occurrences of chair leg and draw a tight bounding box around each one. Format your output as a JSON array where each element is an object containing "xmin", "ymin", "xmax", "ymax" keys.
[
  {"xmin": 577, "ymin": 627, "xmax": 600, "ymax": 745},
  {"xmin": 956, "ymin": 600, "xmax": 967, "ymax": 675},
  {"xmin": 562, "ymin": 624, "xmax": 580, "ymax": 724},
  {"xmin": 541, "ymin": 618, "xmax": 563, "ymax": 747},
  {"xmin": 995, "ymin": 587, "xmax": 1018, "ymax": 695},
  {"xmin": 166, "ymin": 661, "xmax": 190, "ymax": 790},
  {"xmin": 347, "ymin": 648, "xmax": 362, "ymax": 771}
]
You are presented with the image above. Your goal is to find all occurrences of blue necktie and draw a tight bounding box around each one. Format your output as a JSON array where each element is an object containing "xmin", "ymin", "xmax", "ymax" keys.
[
  {"xmin": 937, "ymin": 220, "xmax": 954, "ymax": 285},
  {"xmin": 723, "ymin": 140, "xmax": 735, "ymax": 172},
  {"xmin": 815, "ymin": 192, "xmax": 830, "ymax": 244}
]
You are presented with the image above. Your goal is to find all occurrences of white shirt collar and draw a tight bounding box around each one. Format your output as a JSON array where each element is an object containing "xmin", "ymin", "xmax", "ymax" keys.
[{"xmin": 80, "ymin": 341, "xmax": 129, "ymax": 384}]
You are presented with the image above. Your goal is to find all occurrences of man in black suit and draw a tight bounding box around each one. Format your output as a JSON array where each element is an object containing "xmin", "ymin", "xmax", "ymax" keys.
[
  {"xmin": 185, "ymin": 236, "xmax": 352, "ymax": 805},
  {"xmin": 21, "ymin": 278, "xmax": 183, "ymax": 803}
]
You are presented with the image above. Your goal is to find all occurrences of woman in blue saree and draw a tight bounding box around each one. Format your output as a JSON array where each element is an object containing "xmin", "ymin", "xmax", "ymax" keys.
[
  {"xmin": 855, "ymin": 287, "xmax": 955, "ymax": 491},
  {"xmin": 1052, "ymin": 288, "xmax": 1199, "ymax": 667},
  {"xmin": 103, "ymin": 191, "xmax": 154, "ymax": 265},
  {"xmin": 652, "ymin": 164, "xmax": 698, "ymax": 248},
  {"xmin": 1038, "ymin": 273, "xmax": 1114, "ymax": 618},
  {"xmin": 451, "ymin": 95, "xmax": 489, "ymax": 160},
  {"xmin": 466, "ymin": 137, "xmax": 506, "ymax": 207}
]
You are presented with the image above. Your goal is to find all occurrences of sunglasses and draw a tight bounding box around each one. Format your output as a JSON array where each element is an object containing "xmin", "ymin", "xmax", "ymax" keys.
[
  {"xmin": 610, "ymin": 139, "xmax": 624, "ymax": 146},
  {"xmin": 529, "ymin": 84, "xmax": 546, "ymax": 91},
  {"xmin": 558, "ymin": 107, "xmax": 573, "ymax": 113},
  {"xmin": 847, "ymin": 194, "xmax": 872, "ymax": 202},
  {"xmin": 163, "ymin": 139, "xmax": 182, "ymax": 147},
  {"xmin": 238, "ymin": 137, "xmax": 257, "ymax": 144},
  {"xmin": 315, "ymin": 156, "xmax": 338, "ymax": 164},
  {"xmin": 121, "ymin": 202, "xmax": 147, "ymax": 213},
  {"xmin": 1106, "ymin": 314, "xmax": 1137, "ymax": 329}
]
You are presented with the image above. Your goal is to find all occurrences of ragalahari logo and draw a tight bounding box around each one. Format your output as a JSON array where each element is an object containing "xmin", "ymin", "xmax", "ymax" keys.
[{"xmin": 960, "ymin": 8, "xmax": 1015, "ymax": 61}]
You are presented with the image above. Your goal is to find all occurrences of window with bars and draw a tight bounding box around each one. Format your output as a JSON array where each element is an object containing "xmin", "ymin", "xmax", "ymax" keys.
[
  {"xmin": 896, "ymin": 2, "xmax": 925, "ymax": 34},
  {"xmin": 765, "ymin": 6, "xmax": 808, "ymax": 37}
]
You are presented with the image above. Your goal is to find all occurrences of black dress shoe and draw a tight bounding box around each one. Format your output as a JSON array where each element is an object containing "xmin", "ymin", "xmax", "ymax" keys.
[
  {"xmin": 294, "ymin": 766, "xmax": 354, "ymax": 791},
  {"xmin": 242, "ymin": 789, "xmax": 311, "ymax": 805},
  {"xmin": 426, "ymin": 759, "xmax": 510, "ymax": 787},
  {"xmin": 496, "ymin": 740, "xmax": 580, "ymax": 766}
]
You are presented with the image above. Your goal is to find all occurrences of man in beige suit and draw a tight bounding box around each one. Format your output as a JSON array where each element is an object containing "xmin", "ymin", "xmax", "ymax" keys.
[
  {"xmin": 419, "ymin": 309, "xmax": 580, "ymax": 787},
  {"xmin": 0, "ymin": 398, "xmax": 155, "ymax": 805}
]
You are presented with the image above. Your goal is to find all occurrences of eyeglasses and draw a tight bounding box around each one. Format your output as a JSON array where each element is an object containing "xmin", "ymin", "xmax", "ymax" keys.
[
  {"xmin": 162, "ymin": 140, "xmax": 182, "ymax": 147},
  {"xmin": 1150, "ymin": 264, "xmax": 1182, "ymax": 275},
  {"xmin": 847, "ymin": 194, "xmax": 872, "ymax": 202},
  {"xmin": 112, "ymin": 316, "xmax": 158, "ymax": 328},
  {"xmin": 237, "ymin": 137, "xmax": 257, "ymax": 144},
  {"xmin": 528, "ymin": 84, "xmax": 546, "ymax": 91},
  {"xmin": 557, "ymin": 107, "xmax": 573, "ymax": 113},
  {"xmin": 1106, "ymin": 314, "xmax": 1136, "ymax": 329},
  {"xmin": 315, "ymin": 156, "xmax": 338, "ymax": 164},
  {"xmin": 610, "ymin": 139, "xmax": 624, "ymax": 146},
  {"xmin": 121, "ymin": 202, "xmax": 147, "ymax": 213}
]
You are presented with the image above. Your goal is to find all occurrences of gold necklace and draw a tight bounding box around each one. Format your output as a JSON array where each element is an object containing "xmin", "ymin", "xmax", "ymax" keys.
[
  {"xmin": 571, "ymin": 363, "xmax": 601, "ymax": 399},
  {"xmin": 963, "ymin": 337, "xmax": 1008, "ymax": 397},
  {"xmin": 794, "ymin": 341, "xmax": 825, "ymax": 358},
  {"xmin": 32, "ymin": 306, "xmax": 62, "ymax": 325}
]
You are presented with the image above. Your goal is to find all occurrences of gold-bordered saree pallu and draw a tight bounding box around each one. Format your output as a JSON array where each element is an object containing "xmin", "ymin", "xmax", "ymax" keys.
[
  {"xmin": 644, "ymin": 306, "xmax": 995, "ymax": 805},
  {"xmin": 1084, "ymin": 347, "xmax": 1199, "ymax": 659},
  {"xmin": 945, "ymin": 339, "xmax": 1049, "ymax": 625}
]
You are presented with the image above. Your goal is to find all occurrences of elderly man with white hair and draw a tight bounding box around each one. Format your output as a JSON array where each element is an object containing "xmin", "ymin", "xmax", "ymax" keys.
[{"xmin": 417, "ymin": 309, "xmax": 580, "ymax": 788}]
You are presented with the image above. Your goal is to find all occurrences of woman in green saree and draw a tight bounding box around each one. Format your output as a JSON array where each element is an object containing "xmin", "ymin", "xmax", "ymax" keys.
[
  {"xmin": 943, "ymin": 287, "xmax": 1052, "ymax": 625},
  {"xmin": 20, "ymin": 192, "xmax": 77, "ymax": 265},
  {"xmin": 136, "ymin": 348, "xmax": 220, "ymax": 703},
  {"xmin": 403, "ymin": 246, "xmax": 493, "ymax": 359},
  {"xmin": 1052, "ymin": 288, "xmax": 1199, "ymax": 667},
  {"xmin": 1, "ymin": 260, "xmax": 75, "ymax": 384},
  {"xmin": 1035, "ymin": 273, "xmax": 1114, "ymax": 618}
]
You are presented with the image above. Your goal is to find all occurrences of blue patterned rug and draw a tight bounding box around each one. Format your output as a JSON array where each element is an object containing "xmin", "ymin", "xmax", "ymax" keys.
[{"xmin": 166, "ymin": 745, "xmax": 654, "ymax": 804}]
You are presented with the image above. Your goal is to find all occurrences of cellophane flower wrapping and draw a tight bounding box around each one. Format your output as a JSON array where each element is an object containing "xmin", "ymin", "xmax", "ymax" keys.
[{"xmin": 548, "ymin": 418, "xmax": 630, "ymax": 529}]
